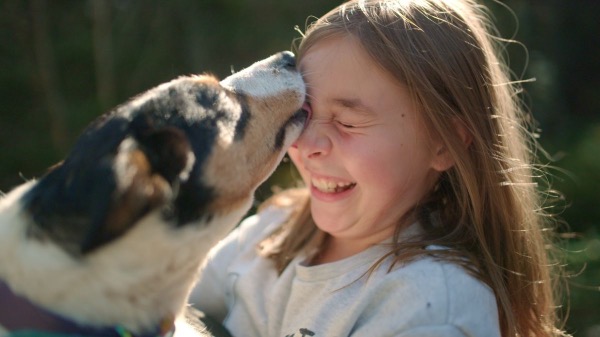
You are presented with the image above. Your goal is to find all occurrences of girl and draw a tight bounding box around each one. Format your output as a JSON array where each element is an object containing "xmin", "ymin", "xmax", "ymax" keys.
[{"xmin": 190, "ymin": 0, "xmax": 568, "ymax": 336}]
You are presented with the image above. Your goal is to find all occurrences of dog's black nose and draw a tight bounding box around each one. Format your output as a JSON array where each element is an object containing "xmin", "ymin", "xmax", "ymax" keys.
[{"xmin": 279, "ymin": 51, "xmax": 296, "ymax": 70}]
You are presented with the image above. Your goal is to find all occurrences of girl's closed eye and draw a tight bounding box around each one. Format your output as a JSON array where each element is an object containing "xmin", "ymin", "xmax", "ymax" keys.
[
  {"xmin": 304, "ymin": 99, "xmax": 374, "ymax": 131},
  {"xmin": 309, "ymin": 114, "xmax": 361, "ymax": 130},
  {"xmin": 336, "ymin": 120, "xmax": 356, "ymax": 129},
  {"xmin": 334, "ymin": 110, "xmax": 376, "ymax": 131}
]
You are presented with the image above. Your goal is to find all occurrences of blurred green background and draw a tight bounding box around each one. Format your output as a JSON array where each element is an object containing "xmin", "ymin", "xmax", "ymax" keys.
[{"xmin": 0, "ymin": 0, "xmax": 598, "ymax": 335}]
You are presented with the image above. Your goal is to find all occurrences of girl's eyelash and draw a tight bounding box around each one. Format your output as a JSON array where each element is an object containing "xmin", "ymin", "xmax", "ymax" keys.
[
  {"xmin": 303, "ymin": 103, "xmax": 358, "ymax": 129},
  {"xmin": 336, "ymin": 121, "xmax": 355, "ymax": 128}
]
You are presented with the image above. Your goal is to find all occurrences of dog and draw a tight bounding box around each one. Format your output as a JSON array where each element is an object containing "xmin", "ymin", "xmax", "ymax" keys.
[{"xmin": 0, "ymin": 51, "xmax": 306, "ymax": 337}]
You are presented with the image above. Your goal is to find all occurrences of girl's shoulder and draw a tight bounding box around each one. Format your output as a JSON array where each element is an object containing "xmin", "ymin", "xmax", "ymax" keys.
[
  {"xmin": 360, "ymin": 252, "xmax": 500, "ymax": 336},
  {"xmin": 391, "ymin": 253, "xmax": 494, "ymax": 302}
]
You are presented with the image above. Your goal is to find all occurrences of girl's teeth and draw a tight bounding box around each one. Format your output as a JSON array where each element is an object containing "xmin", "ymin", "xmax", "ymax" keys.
[{"xmin": 312, "ymin": 178, "xmax": 355, "ymax": 193}]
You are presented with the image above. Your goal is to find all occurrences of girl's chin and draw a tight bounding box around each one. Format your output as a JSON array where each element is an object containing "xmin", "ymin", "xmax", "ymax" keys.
[
  {"xmin": 312, "ymin": 218, "xmax": 347, "ymax": 237},
  {"xmin": 310, "ymin": 205, "xmax": 354, "ymax": 234}
]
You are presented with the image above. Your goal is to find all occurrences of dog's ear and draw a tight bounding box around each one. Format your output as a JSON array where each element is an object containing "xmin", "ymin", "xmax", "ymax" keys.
[
  {"xmin": 25, "ymin": 123, "xmax": 194, "ymax": 256},
  {"xmin": 80, "ymin": 127, "xmax": 194, "ymax": 253}
]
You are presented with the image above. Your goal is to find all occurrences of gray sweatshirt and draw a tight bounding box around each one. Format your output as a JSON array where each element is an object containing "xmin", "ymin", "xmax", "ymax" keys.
[{"xmin": 189, "ymin": 206, "xmax": 500, "ymax": 337}]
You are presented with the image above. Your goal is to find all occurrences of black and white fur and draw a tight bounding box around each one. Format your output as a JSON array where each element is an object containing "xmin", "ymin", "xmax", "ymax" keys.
[{"xmin": 0, "ymin": 51, "xmax": 306, "ymax": 336}]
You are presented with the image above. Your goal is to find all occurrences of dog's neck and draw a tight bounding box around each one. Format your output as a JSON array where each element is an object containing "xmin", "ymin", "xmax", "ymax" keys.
[
  {"xmin": 0, "ymin": 182, "xmax": 247, "ymax": 335},
  {"xmin": 0, "ymin": 279, "xmax": 175, "ymax": 337}
]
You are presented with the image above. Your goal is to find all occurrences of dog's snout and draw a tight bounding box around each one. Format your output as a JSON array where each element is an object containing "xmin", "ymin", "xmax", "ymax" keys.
[{"xmin": 277, "ymin": 51, "xmax": 296, "ymax": 70}]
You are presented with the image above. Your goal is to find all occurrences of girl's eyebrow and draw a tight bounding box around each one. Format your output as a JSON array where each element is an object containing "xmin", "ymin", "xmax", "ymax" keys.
[{"xmin": 331, "ymin": 97, "xmax": 375, "ymax": 115}]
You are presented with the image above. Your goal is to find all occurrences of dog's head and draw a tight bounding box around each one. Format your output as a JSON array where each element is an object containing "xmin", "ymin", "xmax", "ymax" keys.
[{"xmin": 23, "ymin": 51, "xmax": 306, "ymax": 256}]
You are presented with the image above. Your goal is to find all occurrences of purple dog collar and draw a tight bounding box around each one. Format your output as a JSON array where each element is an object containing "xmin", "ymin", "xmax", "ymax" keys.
[{"xmin": 0, "ymin": 279, "xmax": 175, "ymax": 337}]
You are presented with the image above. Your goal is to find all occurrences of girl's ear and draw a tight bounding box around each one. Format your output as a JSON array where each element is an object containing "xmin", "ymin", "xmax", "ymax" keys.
[{"xmin": 431, "ymin": 118, "xmax": 472, "ymax": 172}]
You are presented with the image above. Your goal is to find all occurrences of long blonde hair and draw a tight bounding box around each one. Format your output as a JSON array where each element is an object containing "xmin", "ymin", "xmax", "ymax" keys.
[{"xmin": 259, "ymin": 1, "xmax": 567, "ymax": 336}]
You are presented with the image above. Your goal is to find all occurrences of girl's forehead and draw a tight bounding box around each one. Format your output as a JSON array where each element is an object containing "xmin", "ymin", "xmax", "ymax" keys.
[
  {"xmin": 299, "ymin": 34, "xmax": 419, "ymax": 123},
  {"xmin": 300, "ymin": 35, "xmax": 369, "ymax": 67},
  {"xmin": 299, "ymin": 37, "xmax": 387, "ymax": 85},
  {"xmin": 300, "ymin": 35, "xmax": 404, "ymax": 95}
]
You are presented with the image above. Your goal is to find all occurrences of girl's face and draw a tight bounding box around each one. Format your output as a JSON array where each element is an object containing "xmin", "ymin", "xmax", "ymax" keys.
[{"xmin": 290, "ymin": 35, "xmax": 447, "ymax": 249}]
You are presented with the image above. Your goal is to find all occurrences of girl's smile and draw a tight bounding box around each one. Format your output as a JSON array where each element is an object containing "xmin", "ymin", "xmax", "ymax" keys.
[
  {"xmin": 309, "ymin": 172, "xmax": 356, "ymax": 202},
  {"xmin": 311, "ymin": 175, "xmax": 356, "ymax": 194}
]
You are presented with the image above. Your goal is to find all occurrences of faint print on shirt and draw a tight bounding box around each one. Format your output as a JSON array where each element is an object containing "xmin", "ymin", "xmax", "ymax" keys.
[{"xmin": 285, "ymin": 328, "xmax": 316, "ymax": 337}]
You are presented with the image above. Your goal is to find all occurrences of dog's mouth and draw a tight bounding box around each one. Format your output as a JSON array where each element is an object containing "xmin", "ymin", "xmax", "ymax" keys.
[{"xmin": 283, "ymin": 104, "xmax": 310, "ymax": 136}]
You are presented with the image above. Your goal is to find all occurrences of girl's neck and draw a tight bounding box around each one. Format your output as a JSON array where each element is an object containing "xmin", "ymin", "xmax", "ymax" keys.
[
  {"xmin": 309, "ymin": 217, "xmax": 418, "ymax": 265},
  {"xmin": 310, "ymin": 233, "xmax": 386, "ymax": 265},
  {"xmin": 309, "ymin": 236, "xmax": 351, "ymax": 265}
]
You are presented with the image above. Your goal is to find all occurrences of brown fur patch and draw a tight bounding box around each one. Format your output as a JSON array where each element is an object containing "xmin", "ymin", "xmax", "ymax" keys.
[
  {"xmin": 103, "ymin": 149, "xmax": 171, "ymax": 240},
  {"xmin": 201, "ymin": 89, "xmax": 301, "ymax": 215}
]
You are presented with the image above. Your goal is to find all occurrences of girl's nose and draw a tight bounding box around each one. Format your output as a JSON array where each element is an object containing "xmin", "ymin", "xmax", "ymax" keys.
[{"xmin": 292, "ymin": 119, "xmax": 332, "ymax": 159}]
